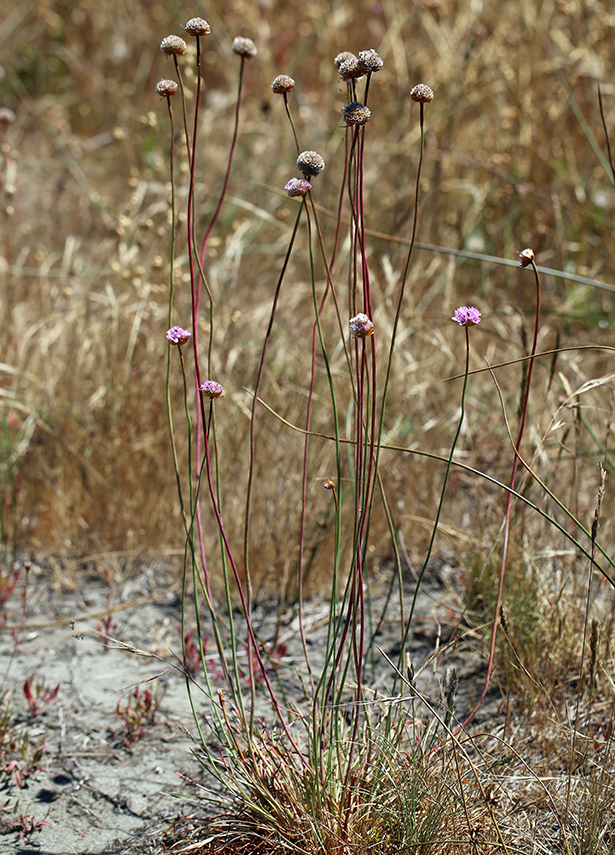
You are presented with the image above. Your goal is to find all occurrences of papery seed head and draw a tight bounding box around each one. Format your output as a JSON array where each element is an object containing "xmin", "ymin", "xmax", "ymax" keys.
[
  {"xmin": 183, "ymin": 17, "xmax": 211, "ymax": 36},
  {"xmin": 166, "ymin": 326, "xmax": 191, "ymax": 345},
  {"xmin": 232, "ymin": 37, "xmax": 258, "ymax": 58},
  {"xmin": 451, "ymin": 306, "xmax": 481, "ymax": 327},
  {"xmin": 519, "ymin": 248, "xmax": 535, "ymax": 267},
  {"xmin": 410, "ymin": 83, "xmax": 434, "ymax": 103},
  {"xmin": 349, "ymin": 313, "xmax": 374, "ymax": 338},
  {"xmin": 338, "ymin": 57, "xmax": 364, "ymax": 80},
  {"xmin": 297, "ymin": 150, "xmax": 325, "ymax": 177},
  {"xmin": 343, "ymin": 101, "xmax": 371, "ymax": 126},
  {"xmin": 285, "ymin": 177, "xmax": 311, "ymax": 197},
  {"xmin": 160, "ymin": 35, "xmax": 187, "ymax": 56},
  {"xmin": 200, "ymin": 380, "xmax": 225, "ymax": 399},
  {"xmin": 358, "ymin": 49, "xmax": 384, "ymax": 72},
  {"xmin": 334, "ymin": 51, "xmax": 357, "ymax": 69},
  {"xmin": 155, "ymin": 79, "xmax": 178, "ymax": 97},
  {"xmin": 271, "ymin": 74, "xmax": 295, "ymax": 94}
]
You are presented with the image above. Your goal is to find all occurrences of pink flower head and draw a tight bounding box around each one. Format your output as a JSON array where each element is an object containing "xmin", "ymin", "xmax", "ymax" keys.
[
  {"xmin": 200, "ymin": 380, "xmax": 225, "ymax": 399},
  {"xmin": 349, "ymin": 313, "xmax": 374, "ymax": 338},
  {"xmin": 166, "ymin": 326, "xmax": 191, "ymax": 345},
  {"xmin": 285, "ymin": 177, "xmax": 311, "ymax": 197},
  {"xmin": 451, "ymin": 306, "xmax": 481, "ymax": 327}
]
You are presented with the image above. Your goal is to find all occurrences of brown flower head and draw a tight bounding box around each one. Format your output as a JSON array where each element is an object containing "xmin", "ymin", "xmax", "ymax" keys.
[
  {"xmin": 334, "ymin": 51, "xmax": 357, "ymax": 69},
  {"xmin": 358, "ymin": 49, "xmax": 384, "ymax": 73},
  {"xmin": 343, "ymin": 101, "xmax": 371, "ymax": 126},
  {"xmin": 232, "ymin": 37, "xmax": 257, "ymax": 58},
  {"xmin": 297, "ymin": 150, "xmax": 325, "ymax": 178},
  {"xmin": 338, "ymin": 57, "xmax": 364, "ymax": 80},
  {"xmin": 271, "ymin": 74, "xmax": 295, "ymax": 94},
  {"xmin": 183, "ymin": 17, "xmax": 211, "ymax": 36},
  {"xmin": 519, "ymin": 248, "xmax": 535, "ymax": 268},
  {"xmin": 160, "ymin": 35, "xmax": 187, "ymax": 56},
  {"xmin": 155, "ymin": 79, "xmax": 178, "ymax": 98},
  {"xmin": 410, "ymin": 84, "xmax": 434, "ymax": 103}
]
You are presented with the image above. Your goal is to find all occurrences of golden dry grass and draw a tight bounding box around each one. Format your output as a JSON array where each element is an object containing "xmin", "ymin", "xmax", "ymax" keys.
[
  {"xmin": 2, "ymin": 13, "xmax": 615, "ymax": 835},
  {"xmin": 3, "ymin": 0, "xmax": 615, "ymax": 582}
]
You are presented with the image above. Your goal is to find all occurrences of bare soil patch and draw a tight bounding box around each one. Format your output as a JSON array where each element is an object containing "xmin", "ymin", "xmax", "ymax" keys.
[{"xmin": 0, "ymin": 557, "xmax": 492, "ymax": 854}]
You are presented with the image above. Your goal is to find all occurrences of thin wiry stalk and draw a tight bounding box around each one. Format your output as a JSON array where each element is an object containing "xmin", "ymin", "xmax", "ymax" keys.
[
  {"xmin": 598, "ymin": 83, "xmax": 615, "ymax": 186},
  {"xmin": 282, "ymin": 91, "xmax": 301, "ymax": 156},
  {"xmin": 172, "ymin": 52, "xmax": 214, "ymax": 607},
  {"xmin": 196, "ymin": 387, "xmax": 313, "ymax": 768},
  {"xmin": 163, "ymin": 96, "xmax": 188, "ymax": 536},
  {"xmin": 370, "ymin": 96, "xmax": 428, "ymax": 555},
  {"xmin": 243, "ymin": 200, "xmax": 308, "ymax": 681},
  {"xmin": 464, "ymin": 254, "xmax": 541, "ymax": 726},
  {"xmin": 396, "ymin": 324, "xmax": 473, "ymax": 689}
]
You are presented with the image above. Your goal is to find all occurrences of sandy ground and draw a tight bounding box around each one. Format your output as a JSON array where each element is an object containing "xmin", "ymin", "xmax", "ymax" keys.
[{"xmin": 0, "ymin": 557, "xmax": 490, "ymax": 855}]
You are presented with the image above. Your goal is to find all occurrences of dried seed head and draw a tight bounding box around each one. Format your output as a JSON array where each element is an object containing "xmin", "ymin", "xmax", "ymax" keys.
[
  {"xmin": 410, "ymin": 83, "xmax": 434, "ymax": 103},
  {"xmin": 183, "ymin": 17, "xmax": 211, "ymax": 37},
  {"xmin": 232, "ymin": 37, "xmax": 258, "ymax": 58},
  {"xmin": 166, "ymin": 326, "xmax": 191, "ymax": 345},
  {"xmin": 271, "ymin": 74, "xmax": 295, "ymax": 94},
  {"xmin": 334, "ymin": 51, "xmax": 357, "ymax": 69},
  {"xmin": 343, "ymin": 101, "xmax": 371, "ymax": 126},
  {"xmin": 200, "ymin": 380, "xmax": 225, "ymax": 399},
  {"xmin": 349, "ymin": 313, "xmax": 374, "ymax": 338},
  {"xmin": 358, "ymin": 49, "xmax": 384, "ymax": 73},
  {"xmin": 155, "ymin": 79, "xmax": 178, "ymax": 98},
  {"xmin": 338, "ymin": 57, "xmax": 364, "ymax": 80},
  {"xmin": 297, "ymin": 150, "xmax": 325, "ymax": 177},
  {"xmin": 451, "ymin": 306, "xmax": 481, "ymax": 327},
  {"xmin": 285, "ymin": 177, "xmax": 311, "ymax": 197},
  {"xmin": 160, "ymin": 35, "xmax": 187, "ymax": 56},
  {"xmin": 519, "ymin": 248, "xmax": 535, "ymax": 267}
]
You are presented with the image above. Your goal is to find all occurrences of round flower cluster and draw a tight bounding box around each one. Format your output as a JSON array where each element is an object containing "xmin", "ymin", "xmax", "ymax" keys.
[
  {"xmin": 349, "ymin": 313, "xmax": 374, "ymax": 338},
  {"xmin": 358, "ymin": 49, "xmax": 384, "ymax": 72},
  {"xmin": 200, "ymin": 380, "xmax": 225, "ymax": 399},
  {"xmin": 297, "ymin": 151, "xmax": 325, "ymax": 177},
  {"xmin": 343, "ymin": 101, "xmax": 371, "ymax": 126},
  {"xmin": 410, "ymin": 84, "xmax": 434, "ymax": 103},
  {"xmin": 271, "ymin": 74, "xmax": 295, "ymax": 94},
  {"xmin": 334, "ymin": 51, "xmax": 357, "ymax": 69},
  {"xmin": 232, "ymin": 37, "xmax": 257, "ymax": 58},
  {"xmin": 285, "ymin": 177, "xmax": 311, "ymax": 197},
  {"xmin": 166, "ymin": 326, "xmax": 191, "ymax": 345},
  {"xmin": 451, "ymin": 306, "xmax": 481, "ymax": 327},
  {"xmin": 155, "ymin": 79, "xmax": 178, "ymax": 98},
  {"xmin": 338, "ymin": 57, "xmax": 364, "ymax": 80},
  {"xmin": 160, "ymin": 35, "xmax": 187, "ymax": 56},
  {"xmin": 183, "ymin": 17, "xmax": 211, "ymax": 36}
]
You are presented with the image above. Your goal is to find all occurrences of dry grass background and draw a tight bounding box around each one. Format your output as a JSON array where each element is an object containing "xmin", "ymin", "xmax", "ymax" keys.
[
  {"xmin": 2, "ymin": 1, "xmax": 615, "ymax": 850},
  {"xmin": 1, "ymin": 0, "xmax": 615, "ymax": 594}
]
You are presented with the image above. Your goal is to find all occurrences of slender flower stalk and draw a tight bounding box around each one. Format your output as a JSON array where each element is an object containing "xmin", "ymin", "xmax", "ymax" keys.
[
  {"xmin": 399, "ymin": 307, "xmax": 481, "ymax": 681},
  {"xmin": 463, "ymin": 251, "xmax": 540, "ymax": 726}
]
